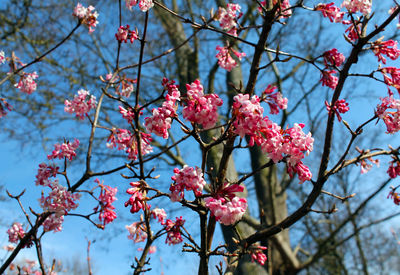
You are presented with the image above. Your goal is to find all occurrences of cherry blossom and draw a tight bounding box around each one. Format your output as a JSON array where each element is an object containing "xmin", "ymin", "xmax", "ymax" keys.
[
  {"xmin": 95, "ymin": 179, "xmax": 118, "ymax": 225},
  {"xmin": 125, "ymin": 0, "xmax": 138, "ymax": 10},
  {"xmin": 125, "ymin": 181, "xmax": 147, "ymax": 213},
  {"xmin": 375, "ymin": 95, "xmax": 400, "ymax": 134},
  {"xmin": 64, "ymin": 89, "xmax": 97, "ymax": 120},
  {"xmin": 169, "ymin": 166, "xmax": 206, "ymax": 201},
  {"xmin": 125, "ymin": 0, "xmax": 153, "ymax": 12},
  {"xmin": 164, "ymin": 216, "xmax": 185, "ymax": 245},
  {"xmin": 315, "ymin": 3, "xmax": 344, "ymax": 23},
  {"xmin": 47, "ymin": 139, "xmax": 80, "ymax": 161},
  {"xmin": 217, "ymin": 3, "xmax": 241, "ymax": 36},
  {"xmin": 216, "ymin": 45, "xmax": 246, "ymax": 72},
  {"xmin": 258, "ymin": 0, "xmax": 292, "ymax": 19},
  {"xmin": 119, "ymin": 106, "xmax": 135, "ymax": 124},
  {"xmin": 372, "ymin": 40, "xmax": 400, "ymax": 64},
  {"xmin": 42, "ymin": 214, "xmax": 64, "ymax": 232},
  {"xmin": 388, "ymin": 190, "xmax": 400, "ymax": 205},
  {"xmin": 323, "ymin": 48, "xmax": 345, "ymax": 67},
  {"xmin": 126, "ymin": 220, "xmax": 148, "ymax": 243},
  {"xmin": 262, "ymin": 85, "xmax": 288, "ymax": 114},
  {"xmin": 182, "ymin": 79, "xmax": 223, "ymax": 129},
  {"xmin": 287, "ymin": 161, "xmax": 313, "ymax": 183},
  {"xmin": 387, "ymin": 160, "xmax": 400, "ymax": 178},
  {"xmin": 107, "ymin": 128, "xmax": 153, "ymax": 160},
  {"xmin": 250, "ymin": 245, "xmax": 268, "ymax": 265},
  {"xmin": 342, "ymin": 0, "xmax": 372, "ymax": 15},
  {"xmin": 0, "ymin": 98, "xmax": 12, "ymax": 118},
  {"xmin": 380, "ymin": 67, "xmax": 400, "ymax": 93},
  {"xmin": 7, "ymin": 222, "xmax": 25, "ymax": 244},
  {"xmin": 205, "ymin": 196, "xmax": 247, "ymax": 225},
  {"xmin": 151, "ymin": 208, "xmax": 167, "ymax": 224},
  {"xmin": 145, "ymin": 78, "xmax": 180, "ymax": 139},
  {"xmin": 40, "ymin": 182, "xmax": 80, "ymax": 216},
  {"xmin": 0, "ymin": 50, "xmax": 5, "ymax": 64},
  {"xmin": 15, "ymin": 72, "xmax": 38, "ymax": 94},
  {"xmin": 325, "ymin": 99, "xmax": 349, "ymax": 122},
  {"xmin": 35, "ymin": 163, "xmax": 59, "ymax": 186},
  {"xmin": 73, "ymin": 3, "xmax": 99, "ymax": 33},
  {"xmin": 320, "ymin": 69, "xmax": 338, "ymax": 90},
  {"xmin": 115, "ymin": 25, "xmax": 138, "ymax": 43},
  {"xmin": 344, "ymin": 21, "xmax": 361, "ymax": 42}
]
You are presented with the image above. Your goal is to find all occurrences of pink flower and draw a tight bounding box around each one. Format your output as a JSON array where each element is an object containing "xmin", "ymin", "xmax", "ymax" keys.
[
  {"xmin": 169, "ymin": 166, "xmax": 206, "ymax": 201},
  {"xmin": 107, "ymin": 129, "xmax": 153, "ymax": 160},
  {"xmin": 387, "ymin": 160, "xmax": 400, "ymax": 178},
  {"xmin": 182, "ymin": 79, "xmax": 223, "ymax": 129},
  {"xmin": 73, "ymin": 3, "xmax": 99, "ymax": 33},
  {"xmin": 323, "ymin": 48, "xmax": 345, "ymax": 67},
  {"xmin": 125, "ymin": 0, "xmax": 153, "ymax": 12},
  {"xmin": 65, "ymin": 89, "xmax": 97, "ymax": 120},
  {"xmin": 40, "ymin": 182, "xmax": 80, "ymax": 216},
  {"xmin": 375, "ymin": 95, "xmax": 400, "ymax": 134},
  {"xmin": 125, "ymin": 0, "xmax": 138, "ymax": 10},
  {"xmin": 125, "ymin": 181, "xmax": 147, "ymax": 213},
  {"xmin": 7, "ymin": 222, "xmax": 25, "ymax": 244},
  {"xmin": 205, "ymin": 196, "xmax": 247, "ymax": 225},
  {"xmin": 217, "ymin": 3, "xmax": 242, "ymax": 36},
  {"xmin": 164, "ymin": 217, "xmax": 185, "ymax": 245},
  {"xmin": 342, "ymin": 0, "xmax": 372, "ymax": 15},
  {"xmin": 262, "ymin": 85, "xmax": 288, "ymax": 114},
  {"xmin": 258, "ymin": 0, "xmax": 292, "ymax": 19},
  {"xmin": 388, "ymin": 190, "xmax": 400, "ymax": 205},
  {"xmin": 250, "ymin": 245, "xmax": 267, "ymax": 265},
  {"xmin": 344, "ymin": 21, "xmax": 361, "ymax": 42},
  {"xmin": 287, "ymin": 161, "xmax": 312, "ymax": 183},
  {"xmin": 320, "ymin": 69, "xmax": 338, "ymax": 89},
  {"xmin": 380, "ymin": 67, "xmax": 400, "ymax": 93},
  {"xmin": 0, "ymin": 50, "xmax": 5, "ymax": 64},
  {"xmin": 95, "ymin": 179, "xmax": 118, "ymax": 225},
  {"xmin": 42, "ymin": 214, "xmax": 64, "ymax": 232},
  {"xmin": 151, "ymin": 208, "xmax": 167, "ymax": 223},
  {"xmin": 216, "ymin": 46, "xmax": 245, "ymax": 72},
  {"xmin": 15, "ymin": 72, "xmax": 38, "ymax": 94},
  {"xmin": 372, "ymin": 40, "xmax": 400, "ymax": 64},
  {"xmin": 325, "ymin": 99, "xmax": 349, "ymax": 122},
  {"xmin": 0, "ymin": 98, "xmax": 12, "ymax": 118},
  {"xmin": 47, "ymin": 139, "xmax": 80, "ymax": 161},
  {"xmin": 115, "ymin": 25, "xmax": 138, "ymax": 43},
  {"xmin": 315, "ymin": 3, "xmax": 344, "ymax": 23},
  {"xmin": 35, "ymin": 163, "xmax": 59, "ymax": 186},
  {"xmin": 126, "ymin": 220, "xmax": 148, "ymax": 243}
]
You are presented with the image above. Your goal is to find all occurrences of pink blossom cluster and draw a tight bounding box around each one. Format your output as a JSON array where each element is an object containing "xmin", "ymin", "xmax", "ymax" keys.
[
  {"xmin": 258, "ymin": 0, "xmax": 292, "ymax": 19},
  {"xmin": 344, "ymin": 22, "xmax": 361, "ymax": 42},
  {"xmin": 125, "ymin": 181, "xmax": 148, "ymax": 213},
  {"xmin": 95, "ymin": 179, "xmax": 118, "ymax": 225},
  {"xmin": 119, "ymin": 106, "xmax": 136, "ymax": 124},
  {"xmin": 217, "ymin": 3, "xmax": 241, "ymax": 37},
  {"xmin": 325, "ymin": 99, "xmax": 349, "ymax": 122},
  {"xmin": 15, "ymin": 72, "xmax": 38, "ymax": 94},
  {"xmin": 42, "ymin": 214, "xmax": 64, "ymax": 232},
  {"xmin": 372, "ymin": 40, "xmax": 400, "ymax": 64},
  {"xmin": 287, "ymin": 161, "xmax": 313, "ymax": 183},
  {"xmin": 342, "ymin": 0, "xmax": 372, "ymax": 15},
  {"xmin": 164, "ymin": 216, "xmax": 185, "ymax": 245},
  {"xmin": 40, "ymin": 182, "xmax": 81, "ymax": 216},
  {"xmin": 7, "ymin": 222, "xmax": 25, "ymax": 244},
  {"xmin": 320, "ymin": 69, "xmax": 338, "ymax": 90},
  {"xmin": 380, "ymin": 67, "xmax": 400, "ymax": 93},
  {"xmin": 323, "ymin": 48, "xmax": 346, "ymax": 67},
  {"xmin": 376, "ymin": 95, "xmax": 400, "ymax": 134},
  {"xmin": 119, "ymin": 77, "xmax": 136, "ymax": 97},
  {"xmin": 115, "ymin": 25, "xmax": 138, "ymax": 43},
  {"xmin": 215, "ymin": 46, "xmax": 246, "ymax": 72},
  {"xmin": 35, "ymin": 163, "xmax": 59, "ymax": 186},
  {"xmin": 231, "ymin": 95, "xmax": 314, "ymax": 182},
  {"xmin": 126, "ymin": 220, "xmax": 148, "ymax": 243},
  {"xmin": 262, "ymin": 85, "xmax": 288, "ymax": 114},
  {"xmin": 125, "ymin": 0, "xmax": 154, "ymax": 12},
  {"xmin": 359, "ymin": 157, "xmax": 379, "ymax": 174},
  {"xmin": 106, "ymin": 128, "xmax": 153, "ymax": 160},
  {"xmin": 250, "ymin": 245, "xmax": 268, "ymax": 265},
  {"xmin": 205, "ymin": 184, "xmax": 247, "ymax": 225},
  {"xmin": 387, "ymin": 160, "xmax": 400, "ymax": 178},
  {"xmin": 0, "ymin": 50, "xmax": 5, "ymax": 64},
  {"xmin": 315, "ymin": 3, "xmax": 344, "ymax": 23},
  {"xmin": 64, "ymin": 89, "xmax": 97, "ymax": 120},
  {"xmin": 47, "ymin": 139, "xmax": 80, "ymax": 161},
  {"xmin": 73, "ymin": 3, "xmax": 99, "ymax": 33},
  {"xmin": 169, "ymin": 165, "xmax": 206, "ymax": 202},
  {"xmin": 388, "ymin": 190, "xmax": 400, "ymax": 205},
  {"xmin": 145, "ymin": 78, "xmax": 181, "ymax": 139},
  {"xmin": 182, "ymin": 79, "xmax": 223, "ymax": 129},
  {"xmin": 151, "ymin": 208, "xmax": 167, "ymax": 223},
  {"xmin": 0, "ymin": 98, "xmax": 12, "ymax": 118}
]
